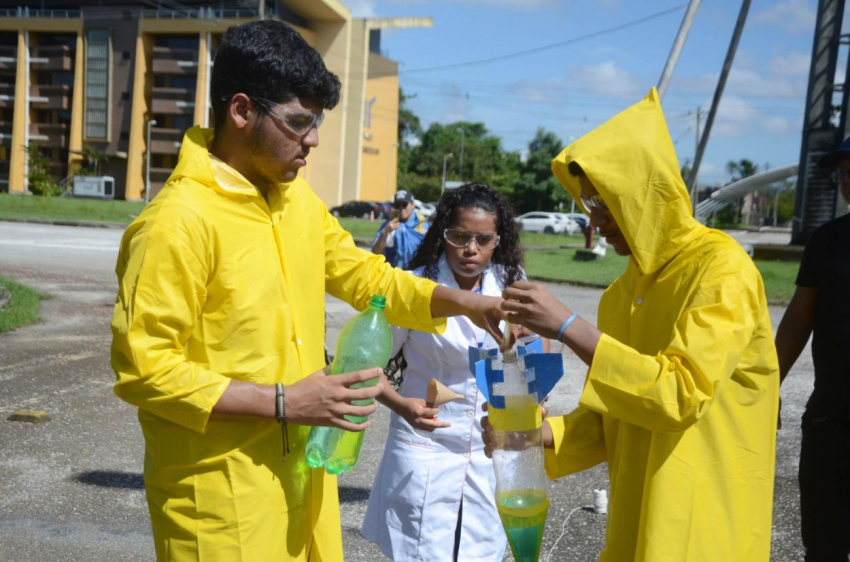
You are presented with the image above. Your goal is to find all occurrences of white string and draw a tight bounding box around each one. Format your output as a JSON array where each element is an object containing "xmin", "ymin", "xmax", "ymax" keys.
[{"xmin": 546, "ymin": 505, "xmax": 586, "ymax": 562}]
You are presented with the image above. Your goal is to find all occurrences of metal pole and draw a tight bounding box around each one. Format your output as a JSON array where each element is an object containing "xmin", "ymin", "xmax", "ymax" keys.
[
  {"xmin": 657, "ymin": 0, "xmax": 701, "ymax": 101},
  {"xmin": 145, "ymin": 119, "xmax": 157, "ymax": 204},
  {"xmin": 691, "ymin": 105, "xmax": 701, "ymax": 211},
  {"xmin": 687, "ymin": 0, "xmax": 751, "ymax": 194},
  {"xmin": 258, "ymin": 0, "xmax": 265, "ymax": 19},
  {"xmin": 441, "ymin": 153, "xmax": 453, "ymax": 194},
  {"xmin": 458, "ymin": 128, "xmax": 464, "ymax": 182}
]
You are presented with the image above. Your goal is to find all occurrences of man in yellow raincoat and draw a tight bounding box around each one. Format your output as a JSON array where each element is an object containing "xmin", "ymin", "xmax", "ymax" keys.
[
  {"xmin": 111, "ymin": 21, "xmax": 504, "ymax": 561},
  {"xmin": 490, "ymin": 89, "xmax": 780, "ymax": 560}
]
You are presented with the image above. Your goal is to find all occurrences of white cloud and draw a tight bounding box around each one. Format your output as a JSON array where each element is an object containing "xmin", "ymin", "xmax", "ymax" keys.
[
  {"xmin": 711, "ymin": 95, "xmax": 796, "ymax": 138},
  {"xmin": 674, "ymin": 67, "xmax": 804, "ymax": 99},
  {"xmin": 347, "ymin": 0, "xmax": 377, "ymax": 18},
  {"xmin": 753, "ymin": 0, "xmax": 816, "ymax": 35},
  {"xmin": 566, "ymin": 61, "xmax": 644, "ymax": 99},
  {"xmin": 769, "ymin": 51, "xmax": 811, "ymax": 77}
]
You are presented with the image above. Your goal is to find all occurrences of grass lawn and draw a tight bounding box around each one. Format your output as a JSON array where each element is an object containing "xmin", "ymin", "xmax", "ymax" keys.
[
  {"xmin": 525, "ymin": 248, "xmax": 798, "ymax": 303},
  {"xmin": 0, "ymin": 276, "xmax": 48, "ymax": 334},
  {"xmin": 0, "ymin": 193, "xmax": 145, "ymax": 224}
]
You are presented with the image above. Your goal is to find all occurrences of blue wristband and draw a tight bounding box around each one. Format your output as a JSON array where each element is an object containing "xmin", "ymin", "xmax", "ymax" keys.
[{"xmin": 557, "ymin": 313, "xmax": 579, "ymax": 341}]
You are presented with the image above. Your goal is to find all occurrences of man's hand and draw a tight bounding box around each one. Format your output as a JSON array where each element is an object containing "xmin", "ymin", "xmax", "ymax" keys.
[
  {"xmin": 430, "ymin": 288, "xmax": 508, "ymax": 346},
  {"xmin": 384, "ymin": 218, "xmax": 401, "ymax": 234},
  {"xmin": 285, "ymin": 368, "xmax": 384, "ymax": 432},
  {"xmin": 481, "ymin": 402, "xmax": 552, "ymax": 459},
  {"xmin": 398, "ymin": 397, "xmax": 451, "ymax": 431},
  {"xmin": 501, "ymin": 281, "xmax": 573, "ymax": 340},
  {"xmin": 464, "ymin": 295, "xmax": 510, "ymax": 347}
]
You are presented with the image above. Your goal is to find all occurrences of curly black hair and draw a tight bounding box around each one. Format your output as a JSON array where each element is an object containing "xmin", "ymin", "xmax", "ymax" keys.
[
  {"xmin": 210, "ymin": 20, "xmax": 341, "ymax": 131},
  {"xmin": 406, "ymin": 183, "xmax": 524, "ymax": 287}
]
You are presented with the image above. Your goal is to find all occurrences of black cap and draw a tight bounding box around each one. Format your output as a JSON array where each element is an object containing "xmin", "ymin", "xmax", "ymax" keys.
[
  {"xmin": 819, "ymin": 136, "xmax": 850, "ymax": 168},
  {"xmin": 393, "ymin": 190, "xmax": 413, "ymax": 208}
]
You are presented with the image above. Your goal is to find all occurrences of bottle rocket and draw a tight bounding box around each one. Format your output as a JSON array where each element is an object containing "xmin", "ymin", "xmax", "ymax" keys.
[{"xmin": 488, "ymin": 323, "xmax": 550, "ymax": 562}]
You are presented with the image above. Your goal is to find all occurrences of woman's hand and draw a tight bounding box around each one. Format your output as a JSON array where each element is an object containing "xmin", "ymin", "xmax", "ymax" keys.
[{"xmin": 399, "ymin": 397, "xmax": 451, "ymax": 432}]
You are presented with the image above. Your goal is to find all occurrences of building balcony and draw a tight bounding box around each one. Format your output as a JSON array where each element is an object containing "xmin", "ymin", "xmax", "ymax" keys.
[
  {"xmin": 0, "ymin": 124, "xmax": 11, "ymax": 146},
  {"xmin": 151, "ymin": 46, "xmax": 198, "ymax": 75},
  {"xmin": 30, "ymin": 45, "xmax": 73, "ymax": 72},
  {"xmin": 0, "ymin": 82, "xmax": 13, "ymax": 108},
  {"xmin": 0, "ymin": 46, "xmax": 15, "ymax": 71},
  {"xmin": 30, "ymin": 84, "xmax": 70, "ymax": 110},
  {"xmin": 149, "ymin": 167, "xmax": 172, "ymax": 199},
  {"xmin": 151, "ymin": 87, "xmax": 195, "ymax": 116},
  {"xmin": 150, "ymin": 127, "xmax": 183, "ymax": 155},
  {"xmin": 29, "ymin": 122, "xmax": 68, "ymax": 148}
]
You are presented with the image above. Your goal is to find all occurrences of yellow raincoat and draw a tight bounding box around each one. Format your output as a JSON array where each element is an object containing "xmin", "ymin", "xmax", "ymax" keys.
[
  {"xmin": 547, "ymin": 89, "xmax": 779, "ymax": 561},
  {"xmin": 111, "ymin": 126, "xmax": 444, "ymax": 561}
]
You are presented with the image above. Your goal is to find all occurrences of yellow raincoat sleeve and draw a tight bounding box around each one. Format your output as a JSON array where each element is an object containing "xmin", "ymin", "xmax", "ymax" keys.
[
  {"xmin": 111, "ymin": 215, "xmax": 231, "ymax": 434},
  {"xmin": 322, "ymin": 210, "xmax": 446, "ymax": 334},
  {"xmin": 544, "ymin": 407, "xmax": 607, "ymax": 480},
  {"xmin": 580, "ymin": 252, "xmax": 761, "ymax": 433}
]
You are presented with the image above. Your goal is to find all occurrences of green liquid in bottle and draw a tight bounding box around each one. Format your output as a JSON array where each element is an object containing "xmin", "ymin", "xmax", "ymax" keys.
[{"xmin": 497, "ymin": 489, "xmax": 549, "ymax": 562}]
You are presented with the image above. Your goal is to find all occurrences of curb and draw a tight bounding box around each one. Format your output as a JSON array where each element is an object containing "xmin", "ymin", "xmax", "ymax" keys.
[{"xmin": 0, "ymin": 217, "xmax": 127, "ymax": 229}]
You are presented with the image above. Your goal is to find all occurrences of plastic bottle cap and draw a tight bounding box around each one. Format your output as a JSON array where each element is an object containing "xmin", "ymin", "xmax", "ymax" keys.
[{"xmin": 369, "ymin": 294, "xmax": 387, "ymax": 309}]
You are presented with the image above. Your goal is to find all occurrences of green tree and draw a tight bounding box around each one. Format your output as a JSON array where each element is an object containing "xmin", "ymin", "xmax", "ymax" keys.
[
  {"xmin": 512, "ymin": 128, "xmax": 569, "ymax": 213},
  {"xmin": 25, "ymin": 143, "xmax": 60, "ymax": 196}
]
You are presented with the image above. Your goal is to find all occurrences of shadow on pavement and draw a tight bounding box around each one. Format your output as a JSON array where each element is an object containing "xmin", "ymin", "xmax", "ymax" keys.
[
  {"xmin": 73, "ymin": 470, "xmax": 144, "ymax": 490},
  {"xmin": 339, "ymin": 485, "xmax": 371, "ymax": 503}
]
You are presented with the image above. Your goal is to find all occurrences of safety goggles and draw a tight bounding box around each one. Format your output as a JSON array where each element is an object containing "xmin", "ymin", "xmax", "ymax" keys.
[
  {"xmin": 581, "ymin": 193, "xmax": 609, "ymax": 213},
  {"xmin": 443, "ymin": 228, "xmax": 500, "ymax": 251},
  {"xmin": 252, "ymin": 97, "xmax": 325, "ymax": 136},
  {"xmin": 831, "ymin": 168, "xmax": 850, "ymax": 185}
]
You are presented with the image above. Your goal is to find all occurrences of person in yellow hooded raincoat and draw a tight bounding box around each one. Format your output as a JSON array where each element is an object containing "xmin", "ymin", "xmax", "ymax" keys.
[
  {"xmin": 485, "ymin": 88, "xmax": 780, "ymax": 561},
  {"xmin": 111, "ymin": 21, "xmax": 505, "ymax": 561}
]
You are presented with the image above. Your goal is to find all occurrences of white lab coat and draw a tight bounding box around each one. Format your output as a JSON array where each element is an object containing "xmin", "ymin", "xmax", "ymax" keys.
[{"xmin": 362, "ymin": 255, "xmax": 512, "ymax": 561}]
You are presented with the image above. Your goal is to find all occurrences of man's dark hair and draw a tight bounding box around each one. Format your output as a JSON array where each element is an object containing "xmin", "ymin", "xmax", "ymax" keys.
[
  {"xmin": 568, "ymin": 161, "xmax": 585, "ymax": 176},
  {"xmin": 210, "ymin": 20, "xmax": 341, "ymax": 131}
]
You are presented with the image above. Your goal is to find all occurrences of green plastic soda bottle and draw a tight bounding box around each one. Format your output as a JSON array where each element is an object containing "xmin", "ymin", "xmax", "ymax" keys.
[{"xmin": 305, "ymin": 294, "xmax": 392, "ymax": 475}]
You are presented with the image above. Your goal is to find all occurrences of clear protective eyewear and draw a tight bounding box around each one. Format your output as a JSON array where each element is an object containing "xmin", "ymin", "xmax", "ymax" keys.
[
  {"xmin": 581, "ymin": 193, "xmax": 609, "ymax": 213},
  {"xmin": 831, "ymin": 168, "xmax": 850, "ymax": 185},
  {"xmin": 443, "ymin": 228, "xmax": 500, "ymax": 251},
  {"xmin": 252, "ymin": 96, "xmax": 325, "ymax": 136}
]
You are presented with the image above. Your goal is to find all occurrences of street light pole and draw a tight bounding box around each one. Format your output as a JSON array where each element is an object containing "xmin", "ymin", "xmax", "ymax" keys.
[
  {"xmin": 441, "ymin": 152, "xmax": 453, "ymax": 194},
  {"xmin": 458, "ymin": 128, "xmax": 464, "ymax": 182},
  {"xmin": 145, "ymin": 118, "xmax": 157, "ymax": 204}
]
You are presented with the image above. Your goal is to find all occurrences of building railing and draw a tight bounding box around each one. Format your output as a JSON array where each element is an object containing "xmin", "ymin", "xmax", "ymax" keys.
[
  {"xmin": 138, "ymin": 8, "xmax": 259, "ymax": 20},
  {"xmin": 0, "ymin": 7, "xmax": 80, "ymax": 19},
  {"xmin": 0, "ymin": 6, "xmax": 259, "ymax": 21}
]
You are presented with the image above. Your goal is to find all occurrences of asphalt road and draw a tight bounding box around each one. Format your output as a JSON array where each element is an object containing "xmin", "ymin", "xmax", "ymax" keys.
[{"xmin": 0, "ymin": 221, "xmax": 811, "ymax": 561}]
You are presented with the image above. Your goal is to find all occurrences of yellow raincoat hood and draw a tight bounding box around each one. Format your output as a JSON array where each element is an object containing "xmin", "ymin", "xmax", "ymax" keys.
[{"xmin": 552, "ymin": 88, "xmax": 700, "ymax": 274}]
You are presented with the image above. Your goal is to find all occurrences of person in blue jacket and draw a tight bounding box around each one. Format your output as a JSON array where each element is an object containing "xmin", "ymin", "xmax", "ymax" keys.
[{"xmin": 372, "ymin": 189, "xmax": 429, "ymax": 268}]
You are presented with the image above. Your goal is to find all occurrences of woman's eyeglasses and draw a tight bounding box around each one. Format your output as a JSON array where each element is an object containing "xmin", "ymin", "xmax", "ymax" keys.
[
  {"xmin": 443, "ymin": 228, "xmax": 500, "ymax": 251},
  {"xmin": 252, "ymin": 97, "xmax": 325, "ymax": 136}
]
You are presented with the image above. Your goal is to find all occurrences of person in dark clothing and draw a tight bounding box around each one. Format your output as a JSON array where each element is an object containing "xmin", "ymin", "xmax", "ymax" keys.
[{"xmin": 775, "ymin": 136, "xmax": 850, "ymax": 562}]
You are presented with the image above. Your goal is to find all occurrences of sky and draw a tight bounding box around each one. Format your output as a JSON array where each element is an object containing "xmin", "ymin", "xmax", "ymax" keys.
[{"xmin": 343, "ymin": 0, "xmax": 835, "ymax": 186}]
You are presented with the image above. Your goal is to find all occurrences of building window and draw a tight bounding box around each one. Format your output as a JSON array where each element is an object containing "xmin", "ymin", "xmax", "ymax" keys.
[{"xmin": 84, "ymin": 30, "xmax": 110, "ymax": 141}]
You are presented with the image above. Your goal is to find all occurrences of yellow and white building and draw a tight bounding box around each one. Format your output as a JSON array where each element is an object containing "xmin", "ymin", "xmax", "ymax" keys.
[{"xmin": 0, "ymin": 1, "xmax": 429, "ymax": 205}]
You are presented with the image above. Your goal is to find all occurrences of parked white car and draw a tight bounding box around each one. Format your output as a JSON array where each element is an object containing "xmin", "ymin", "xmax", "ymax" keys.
[
  {"xmin": 414, "ymin": 199, "xmax": 435, "ymax": 219},
  {"xmin": 553, "ymin": 213, "xmax": 582, "ymax": 235},
  {"xmin": 515, "ymin": 212, "xmax": 568, "ymax": 234}
]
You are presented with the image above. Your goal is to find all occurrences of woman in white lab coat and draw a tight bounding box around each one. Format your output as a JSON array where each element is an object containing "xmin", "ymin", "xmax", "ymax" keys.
[{"xmin": 362, "ymin": 183, "xmax": 545, "ymax": 561}]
